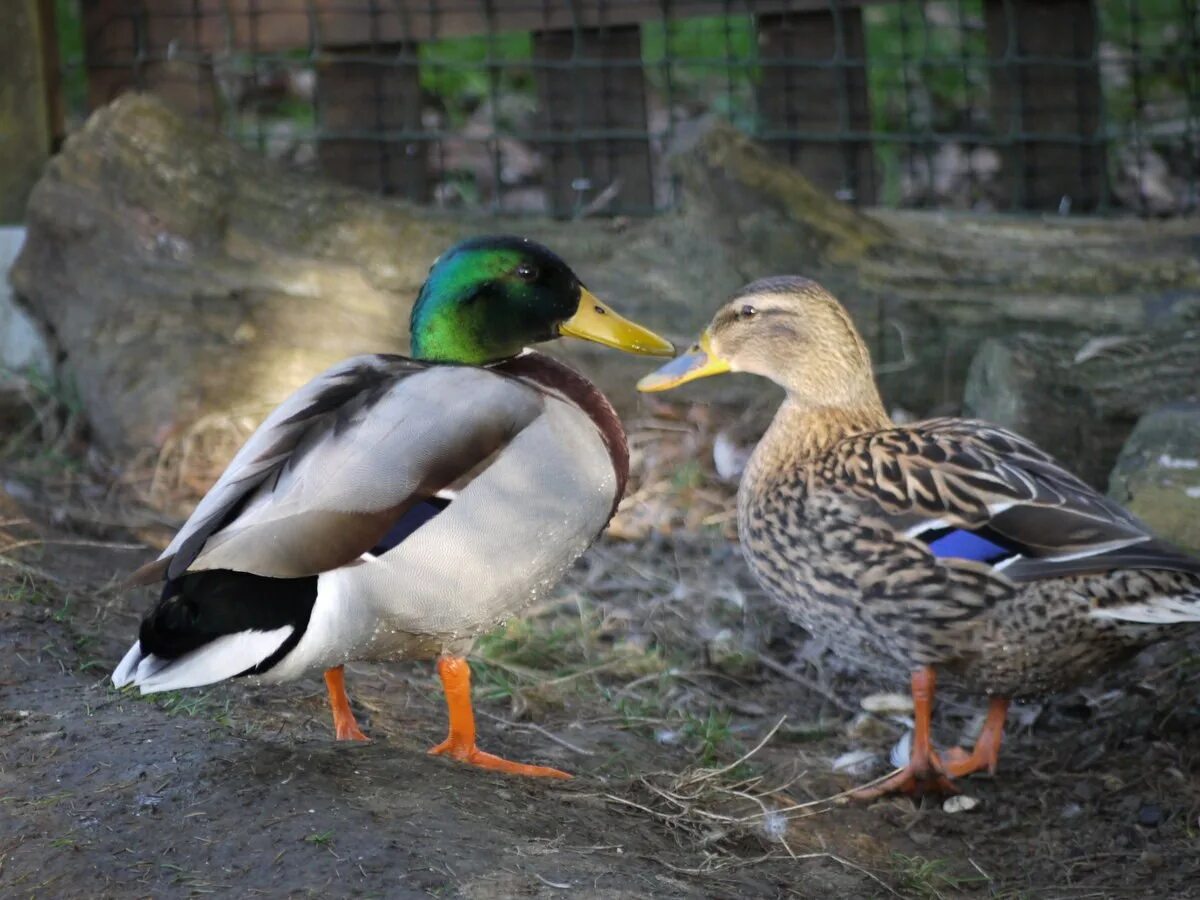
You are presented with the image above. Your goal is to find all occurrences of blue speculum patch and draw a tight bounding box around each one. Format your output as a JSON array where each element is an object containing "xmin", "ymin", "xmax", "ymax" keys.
[
  {"xmin": 927, "ymin": 528, "xmax": 1012, "ymax": 563},
  {"xmin": 372, "ymin": 496, "xmax": 453, "ymax": 555}
]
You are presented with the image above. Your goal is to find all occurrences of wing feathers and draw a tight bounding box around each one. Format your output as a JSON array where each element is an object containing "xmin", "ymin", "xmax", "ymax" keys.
[
  {"xmin": 1091, "ymin": 595, "xmax": 1200, "ymax": 625},
  {"xmin": 151, "ymin": 358, "xmax": 543, "ymax": 582},
  {"xmin": 832, "ymin": 419, "xmax": 1200, "ymax": 582}
]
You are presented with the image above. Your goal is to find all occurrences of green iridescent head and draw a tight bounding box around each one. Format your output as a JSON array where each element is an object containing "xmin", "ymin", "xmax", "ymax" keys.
[{"xmin": 409, "ymin": 236, "xmax": 674, "ymax": 365}]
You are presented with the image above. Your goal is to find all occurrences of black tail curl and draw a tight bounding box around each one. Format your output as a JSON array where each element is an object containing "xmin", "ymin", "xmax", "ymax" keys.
[{"xmin": 139, "ymin": 570, "xmax": 318, "ymax": 676}]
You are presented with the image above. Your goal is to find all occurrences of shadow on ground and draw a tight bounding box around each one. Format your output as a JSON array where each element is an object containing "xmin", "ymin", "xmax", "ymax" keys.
[{"xmin": 2, "ymin": 465, "xmax": 1199, "ymax": 898}]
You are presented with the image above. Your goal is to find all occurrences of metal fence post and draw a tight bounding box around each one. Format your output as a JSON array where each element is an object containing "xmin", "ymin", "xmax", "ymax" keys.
[
  {"xmin": 317, "ymin": 44, "xmax": 429, "ymax": 200},
  {"xmin": 984, "ymin": 0, "xmax": 1106, "ymax": 211},
  {"xmin": 533, "ymin": 24, "xmax": 655, "ymax": 217},
  {"xmin": 82, "ymin": 0, "xmax": 220, "ymax": 123},
  {"xmin": 756, "ymin": 4, "xmax": 877, "ymax": 204}
]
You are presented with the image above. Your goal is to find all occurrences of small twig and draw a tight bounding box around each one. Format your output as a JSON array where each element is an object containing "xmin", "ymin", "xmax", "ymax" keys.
[
  {"xmin": 679, "ymin": 716, "xmax": 787, "ymax": 786},
  {"xmin": 610, "ymin": 667, "xmax": 685, "ymax": 701},
  {"xmin": 532, "ymin": 873, "xmax": 571, "ymax": 890},
  {"xmin": 577, "ymin": 178, "xmax": 622, "ymax": 218},
  {"xmin": 475, "ymin": 709, "xmax": 594, "ymax": 757}
]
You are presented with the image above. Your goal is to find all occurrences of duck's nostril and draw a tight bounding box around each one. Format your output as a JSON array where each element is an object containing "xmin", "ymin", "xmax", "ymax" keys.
[{"xmin": 594, "ymin": 305, "xmax": 606, "ymax": 315}]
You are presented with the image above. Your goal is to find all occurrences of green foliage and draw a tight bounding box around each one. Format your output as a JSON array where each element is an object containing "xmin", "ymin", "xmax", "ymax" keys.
[
  {"xmin": 891, "ymin": 853, "xmax": 988, "ymax": 899},
  {"xmin": 419, "ymin": 32, "xmax": 533, "ymax": 127},
  {"xmin": 1099, "ymin": 0, "xmax": 1200, "ymax": 128},
  {"xmin": 54, "ymin": 0, "xmax": 88, "ymax": 124},
  {"xmin": 643, "ymin": 16, "xmax": 758, "ymax": 130},
  {"xmin": 45, "ymin": 0, "xmax": 1200, "ymax": 212},
  {"xmin": 680, "ymin": 708, "xmax": 736, "ymax": 765}
]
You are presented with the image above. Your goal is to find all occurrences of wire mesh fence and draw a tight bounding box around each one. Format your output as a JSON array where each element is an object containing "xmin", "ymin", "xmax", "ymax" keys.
[{"xmin": 57, "ymin": 0, "xmax": 1200, "ymax": 217}]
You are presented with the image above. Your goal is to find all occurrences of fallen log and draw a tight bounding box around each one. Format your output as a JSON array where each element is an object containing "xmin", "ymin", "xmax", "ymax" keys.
[{"xmin": 10, "ymin": 95, "xmax": 1200, "ymax": 491}]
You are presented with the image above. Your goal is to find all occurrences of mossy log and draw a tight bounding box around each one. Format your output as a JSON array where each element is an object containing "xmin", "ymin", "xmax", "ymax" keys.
[
  {"xmin": 10, "ymin": 95, "xmax": 1200, "ymax": 474},
  {"xmin": 963, "ymin": 325, "xmax": 1200, "ymax": 487}
]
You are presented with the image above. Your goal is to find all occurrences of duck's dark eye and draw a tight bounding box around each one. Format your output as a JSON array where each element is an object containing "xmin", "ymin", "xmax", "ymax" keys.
[
  {"xmin": 516, "ymin": 262, "xmax": 539, "ymax": 282},
  {"xmin": 739, "ymin": 304, "xmax": 757, "ymax": 320}
]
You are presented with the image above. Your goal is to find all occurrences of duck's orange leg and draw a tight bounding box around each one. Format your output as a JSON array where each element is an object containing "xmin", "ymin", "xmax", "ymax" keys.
[
  {"xmin": 324, "ymin": 665, "xmax": 369, "ymax": 742},
  {"xmin": 852, "ymin": 667, "xmax": 959, "ymax": 800},
  {"xmin": 428, "ymin": 656, "xmax": 570, "ymax": 779},
  {"xmin": 943, "ymin": 696, "xmax": 1009, "ymax": 777}
]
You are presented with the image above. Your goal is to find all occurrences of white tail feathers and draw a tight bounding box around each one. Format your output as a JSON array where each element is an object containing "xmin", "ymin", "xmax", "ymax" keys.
[
  {"xmin": 110, "ymin": 627, "xmax": 293, "ymax": 694},
  {"xmin": 1091, "ymin": 595, "xmax": 1200, "ymax": 626}
]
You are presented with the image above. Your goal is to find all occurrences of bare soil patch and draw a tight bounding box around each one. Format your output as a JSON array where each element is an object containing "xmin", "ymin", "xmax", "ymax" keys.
[{"xmin": 2, "ymin": 411, "xmax": 1199, "ymax": 899}]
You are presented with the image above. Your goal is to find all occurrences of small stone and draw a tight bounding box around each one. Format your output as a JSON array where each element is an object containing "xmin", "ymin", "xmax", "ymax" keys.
[
  {"xmin": 704, "ymin": 628, "xmax": 757, "ymax": 677},
  {"xmin": 943, "ymin": 795, "xmax": 981, "ymax": 814},
  {"xmin": 859, "ymin": 692, "xmax": 913, "ymax": 715},
  {"xmin": 1137, "ymin": 803, "xmax": 1165, "ymax": 828},
  {"xmin": 1101, "ymin": 774, "xmax": 1126, "ymax": 792},
  {"xmin": 1139, "ymin": 850, "xmax": 1165, "ymax": 870},
  {"xmin": 907, "ymin": 829, "xmax": 934, "ymax": 848}
]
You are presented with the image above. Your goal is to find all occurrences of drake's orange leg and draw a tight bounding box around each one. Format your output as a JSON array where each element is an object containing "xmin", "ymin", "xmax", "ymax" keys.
[
  {"xmin": 943, "ymin": 697, "xmax": 1009, "ymax": 777},
  {"xmin": 852, "ymin": 667, "xmax": 959, "ymax": 800},
  {"xmin": 428, "ymin": 656, "xmax": 570, "ymax": 779},
  {"xmin": 324, "ymin": 665, "xmax": 369, "ymax": 742}
]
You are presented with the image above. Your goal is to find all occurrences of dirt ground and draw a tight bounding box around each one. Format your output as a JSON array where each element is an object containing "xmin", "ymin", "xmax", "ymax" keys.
[{"xmin": 2, "ymin": 409, "xmax": 1199, "ymax": 899}]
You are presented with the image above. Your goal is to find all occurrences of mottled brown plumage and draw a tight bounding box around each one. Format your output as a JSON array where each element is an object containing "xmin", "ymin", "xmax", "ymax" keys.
[{"xmin": 640, "ymin": 276, "xmax": 1200, "ymax": 798}]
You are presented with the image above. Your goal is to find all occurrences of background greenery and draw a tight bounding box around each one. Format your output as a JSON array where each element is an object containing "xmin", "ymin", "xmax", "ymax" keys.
[{"xmin": 51, "ymin": 0, "xmax": 1198, "ymax": 211}]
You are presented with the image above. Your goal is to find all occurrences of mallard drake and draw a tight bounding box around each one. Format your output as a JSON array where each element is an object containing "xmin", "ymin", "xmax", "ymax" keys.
[
  {"xmin": 639, "ymin": 276, "xmax": 1200, "ymax": 798},
  {"xmin": 112, "ymin": 235, "xmax": 673, "ymax": 779}
]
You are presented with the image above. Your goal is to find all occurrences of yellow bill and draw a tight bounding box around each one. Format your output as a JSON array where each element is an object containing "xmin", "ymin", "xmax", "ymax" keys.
[
  {"xmin": 559, "ymin": 289, "xmax": 675, "ymax": 357},
  {"xmin": 637, "ymin": 329, "xmax": 731, "ymax": 392}
]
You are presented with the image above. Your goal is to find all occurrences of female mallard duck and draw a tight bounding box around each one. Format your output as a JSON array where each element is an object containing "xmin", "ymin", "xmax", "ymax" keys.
[
  {"xmin": 639, "ymin": 276, "xmax": 1200, "ymax": 798},
  {"xmin": 112, "ymin": 235, "xmax": 673, "ymax": 779}
]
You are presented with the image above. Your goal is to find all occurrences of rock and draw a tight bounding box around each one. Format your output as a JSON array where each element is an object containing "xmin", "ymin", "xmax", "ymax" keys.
[
  {"xmin": 1136, "ymin": 802, "xmax": 1165, "ymax": 828},
  {"xmin": 0, "ymin": 227, "xmax": 51, "ymax": 375},
  {"xmin": 1108, "ymin": 404, "xmax": 1200, "ymax": 553},
  {"xmin": 942, "ymin": 795, "xmax": 981, "ymax": 814},
  {"xmin": 12, "ymin": 94, "xmax": 1200, "ymax": 481},
  {"xmin": 859, "ymin": 692, "xmax": 913, "ymax": 715},
  {"xmin": 964, "ymin": 328, "xmax": 1200, "ymax": 487},
  {"xmin": 704, "ymin": 627, "xmax": 758, "ymax": 677}
]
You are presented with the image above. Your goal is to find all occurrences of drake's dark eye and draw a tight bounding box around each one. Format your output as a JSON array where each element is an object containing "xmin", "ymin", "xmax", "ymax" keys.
[
  {"xmin": 739, "ymin": 304, "xmax": 757, "ymax": 320},
  {"xmin": 516, "ymin": 262, "xmax": 539, "ymax": 282}
]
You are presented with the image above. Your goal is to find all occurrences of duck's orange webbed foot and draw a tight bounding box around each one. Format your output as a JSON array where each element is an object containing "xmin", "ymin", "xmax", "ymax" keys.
[
  {"xmin": 852, "ymin": 752, "xmax": 960, "ymax": 800},
  {"xmin": 428, "ymin": 656, "xmax": 570, "ymax": 780},
  {"xmin": 324, "ymin": 665, "xmax": 370, "ymax": 742},
  {"xmin": 942, "ymin": 696, "xmax": 1009, "ymax": 778},
  {"xmin": 851, "ymin": 667, "xmax": 960, "ymax": 802}
]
